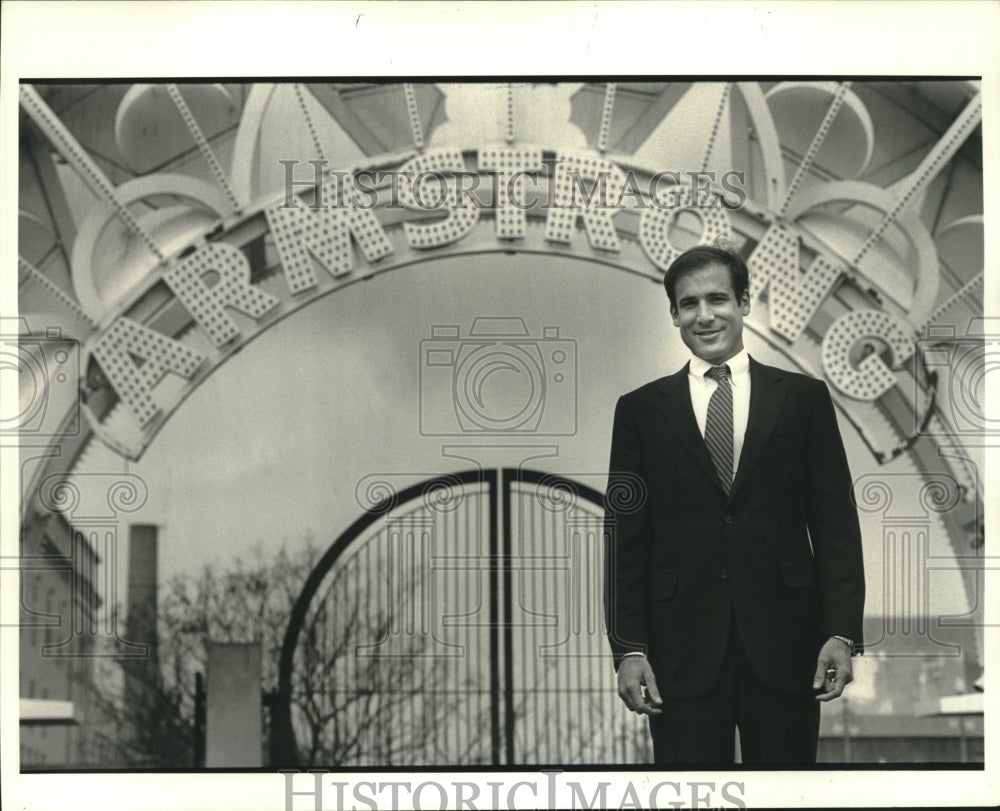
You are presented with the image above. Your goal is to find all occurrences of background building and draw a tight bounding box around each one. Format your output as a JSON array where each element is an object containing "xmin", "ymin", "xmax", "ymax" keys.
[{"xmin": 18, "ymin": 512, "xmax": 104, "ymax": 767}]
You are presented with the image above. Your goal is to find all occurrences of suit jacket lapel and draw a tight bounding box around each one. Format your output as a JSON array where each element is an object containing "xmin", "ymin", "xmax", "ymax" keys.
[
  {"xmin": 728, "ymin": 357, "xmax": 787, "ymax": 502},
  {"xmin": 654, "ymin": 364, "xmax": 721, "ymax": 491}
]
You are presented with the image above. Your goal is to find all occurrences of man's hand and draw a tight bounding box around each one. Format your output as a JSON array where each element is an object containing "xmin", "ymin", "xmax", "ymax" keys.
[
  {"xmin": 617, "ymin": 655, "xmax": 663, "ymax": 715},
  {"xmin": 812, "ymin": 636, "xmax": 854, "ymax": 701}
]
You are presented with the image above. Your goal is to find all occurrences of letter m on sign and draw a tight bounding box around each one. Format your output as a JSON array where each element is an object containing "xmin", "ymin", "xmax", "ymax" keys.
[
  {"xmin": 266, "ymin": 201, "xmax": 393, "ymax": 295},
  {"xmin": 748, "ymin": 222, "xmax": 843, "ymax": 342}
]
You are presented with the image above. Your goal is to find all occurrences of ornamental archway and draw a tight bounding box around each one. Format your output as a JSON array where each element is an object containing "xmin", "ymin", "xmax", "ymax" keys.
[{"xmin": 16, "ymin": 82, "xmax": 983, "ymax": 476}]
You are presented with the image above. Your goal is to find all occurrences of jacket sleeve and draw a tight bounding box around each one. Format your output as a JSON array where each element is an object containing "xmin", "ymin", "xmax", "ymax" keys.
[
  {"xmin": 604, "ymin": 394, "xmax": 653, "ymax": 668},
  {"xmin": 805, "ymin": 380, "xmax": 866, "ymax": 650}
]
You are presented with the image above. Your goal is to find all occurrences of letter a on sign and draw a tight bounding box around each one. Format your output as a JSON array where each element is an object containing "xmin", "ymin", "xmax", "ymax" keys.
[{"xmin": 91, "ymin": 317, "xmax": 205, "ymax": 427}]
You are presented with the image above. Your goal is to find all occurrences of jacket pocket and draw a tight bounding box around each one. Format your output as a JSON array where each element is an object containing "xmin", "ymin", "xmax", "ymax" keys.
[
  {"xmin": 779, "ymin": 561, "xmax": 816, "ymax": 588},
  {"xmin": 649, "ymin": 571, "xmax": 678, "ymax": 600}
]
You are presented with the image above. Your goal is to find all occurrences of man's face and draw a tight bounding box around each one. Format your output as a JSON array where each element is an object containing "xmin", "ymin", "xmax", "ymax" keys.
[{"xmin": 670, "ymin": 262, "xmax": 749, "ymax": 364}]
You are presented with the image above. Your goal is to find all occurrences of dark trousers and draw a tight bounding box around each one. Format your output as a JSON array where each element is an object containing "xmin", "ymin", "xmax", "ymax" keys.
[{"xmin": 648, "ymin": 619, "xmax": 820, "ymax": 766}]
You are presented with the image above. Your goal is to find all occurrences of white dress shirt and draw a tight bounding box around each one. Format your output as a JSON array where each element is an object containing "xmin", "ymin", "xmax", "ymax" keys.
[{"xmin": 687, "ymin": 348, "xmax": 751, "ymax": 484}]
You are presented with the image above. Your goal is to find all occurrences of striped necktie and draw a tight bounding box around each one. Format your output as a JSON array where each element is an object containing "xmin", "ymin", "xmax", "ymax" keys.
[{"xmin": 704, "ymin": 365, "xmax": 733, "ymax": 493}]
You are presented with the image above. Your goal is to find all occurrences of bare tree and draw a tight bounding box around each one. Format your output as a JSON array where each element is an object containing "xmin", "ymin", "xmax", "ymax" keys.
[
  {"xmin": 87, "ymin": 540, "xmax": 320, "ymax": 766},
  {"xmin": 87, "ymin": 538, "xmax": 474, "ymax": 767},
  {"xmin": 86, "ymin": 533, "xmax": 608, "ymax": 768}
]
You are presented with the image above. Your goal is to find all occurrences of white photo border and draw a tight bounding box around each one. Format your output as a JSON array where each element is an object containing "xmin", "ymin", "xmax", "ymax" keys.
[{"xmin": 2, "ymin": 2, "xmax": 998, "ymax": 809}]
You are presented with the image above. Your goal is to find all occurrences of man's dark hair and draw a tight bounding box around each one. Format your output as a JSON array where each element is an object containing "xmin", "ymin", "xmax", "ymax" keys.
[{"xmin": 662, "ymin": 244, "xmax": 750, "ymax": 311}]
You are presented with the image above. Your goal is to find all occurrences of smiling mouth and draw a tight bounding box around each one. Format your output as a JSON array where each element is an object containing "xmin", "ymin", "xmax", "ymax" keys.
[{"xmin": 696, "ymin": 329, "xmax": 723, "ymax": 337}]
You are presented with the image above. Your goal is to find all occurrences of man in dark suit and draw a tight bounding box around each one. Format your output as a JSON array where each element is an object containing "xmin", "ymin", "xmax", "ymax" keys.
[{"xmin": 604, "ymin": 244, "xmax": 865, "ymax": 765}]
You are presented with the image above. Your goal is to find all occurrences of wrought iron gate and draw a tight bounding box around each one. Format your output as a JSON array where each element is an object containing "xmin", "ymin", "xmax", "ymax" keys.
[{"xmin": 270, "ymin": 469, "xmax": 651, "ymax": 767}]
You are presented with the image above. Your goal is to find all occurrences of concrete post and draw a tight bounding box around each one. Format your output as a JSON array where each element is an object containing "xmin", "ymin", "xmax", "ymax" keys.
[{"xmin": 205, "ymin": 642, "xmax": 263, "ymax": 767}]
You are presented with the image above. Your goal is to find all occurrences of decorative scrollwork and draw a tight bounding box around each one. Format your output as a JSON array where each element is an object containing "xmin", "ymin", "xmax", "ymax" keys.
[
  {"xmin": 535, "ymin": 475, "xmax": 579, "ymax": 513},
  {"xmin": 106, "ymin": 475, "xmax": 148, "ymax": 514},
  {"xmin": 603, "ymin": 473, "xmax": 647, "ymax": 515},
  {"xmin": 422, "ymin": 475, "xmax": 464, "ymax": 513},
  {"xmin": 355, "ymin": 476, "xmax": 400, "ymax": 514},
  {"xmin": 852, "ymin": 477, "xmax": 893, "ymax": 514},
  {"xmin": 919, "ymin": 476, "xmax": 962, "ymax": 515},
  {"xmin": 38, "ymin": 476, "xmax": 81, "ymax": 515}
]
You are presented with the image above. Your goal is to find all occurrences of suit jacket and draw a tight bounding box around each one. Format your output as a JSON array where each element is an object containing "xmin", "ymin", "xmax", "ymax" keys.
[{"xmin": 604, "ymin": 357, "xmax": 865, "ymax": 697}]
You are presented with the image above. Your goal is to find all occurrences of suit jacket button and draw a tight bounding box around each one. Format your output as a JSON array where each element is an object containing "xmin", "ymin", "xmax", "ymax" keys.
[
  {"xmin": 724, "ymin": 515, "xmax": 734, "ymax": 525},
  {"xmin": 721, "ymin": 569, "xmax": 729, "ymax": 580}
]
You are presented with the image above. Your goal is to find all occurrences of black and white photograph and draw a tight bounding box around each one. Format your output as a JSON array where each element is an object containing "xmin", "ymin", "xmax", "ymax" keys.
[{"xmin": 2, "ymin": 2, "xmax": 998, "ymax": 809}]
